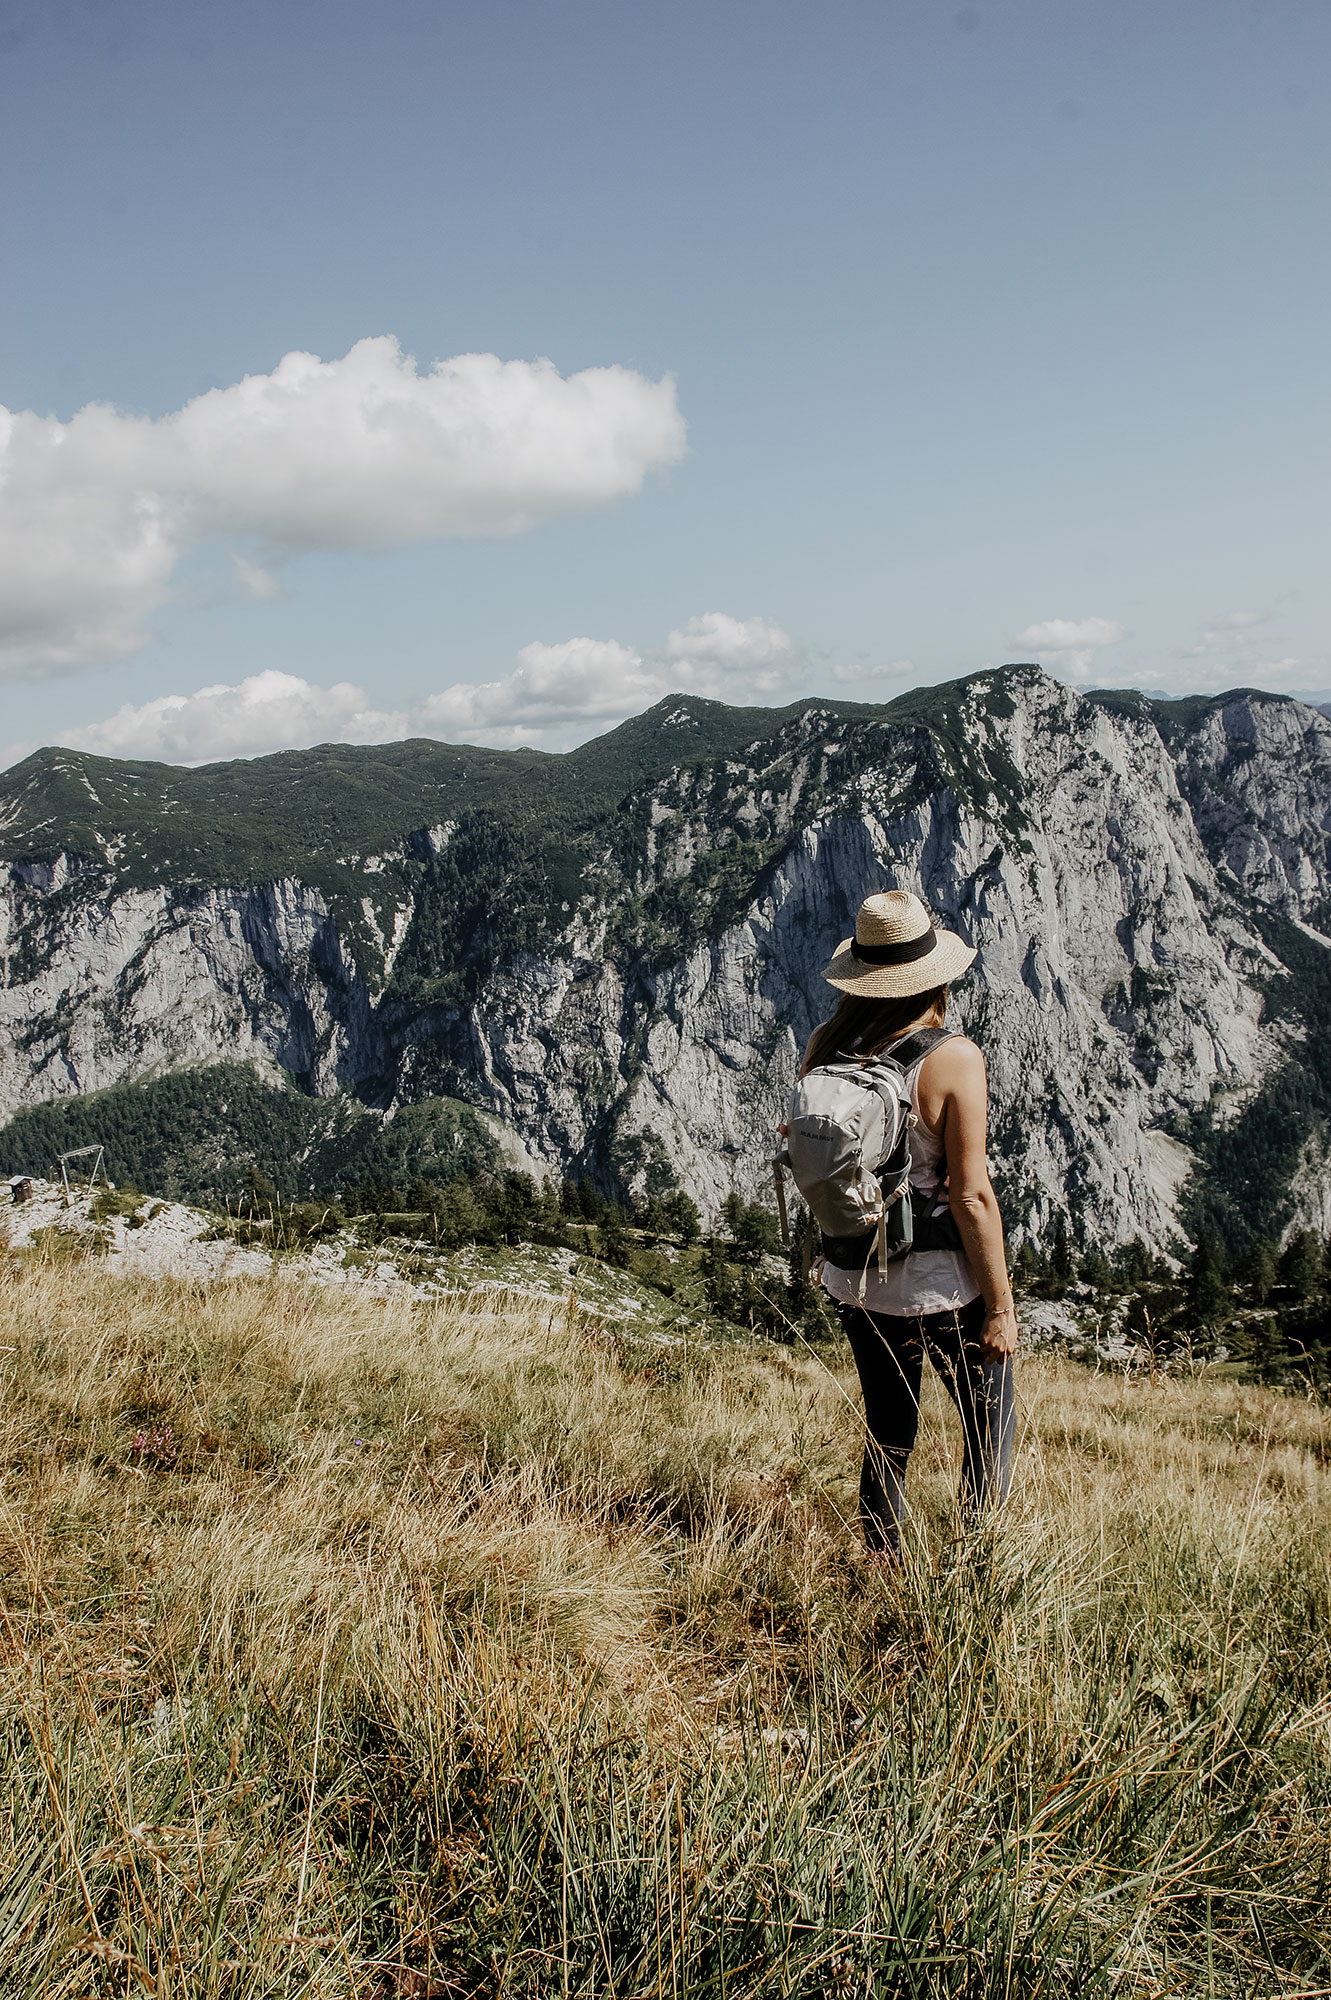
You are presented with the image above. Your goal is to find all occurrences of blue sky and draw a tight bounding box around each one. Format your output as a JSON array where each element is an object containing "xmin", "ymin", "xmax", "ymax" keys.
[{"xmin": 1, "ymin": 0, "xmax": 1327, "ymax": 764}]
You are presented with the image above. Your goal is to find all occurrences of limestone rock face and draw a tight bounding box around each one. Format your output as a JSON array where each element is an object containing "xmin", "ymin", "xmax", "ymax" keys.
[
  {"xmin": 1167, "ymin": 693, "xmax": 1331, "ymax": 911},
  {"xmin": 3, "ymin": 666, "xmax": 1329, "ymax": 1245},
  {"xmin": 0, "ymin": 876, "xmax": 385, "ymax": 1104}
]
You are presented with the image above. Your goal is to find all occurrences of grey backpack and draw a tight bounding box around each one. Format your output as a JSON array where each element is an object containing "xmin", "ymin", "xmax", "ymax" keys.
[{"xmin": 774, "ymin": 1029, "xmax": 953, "ymax": 1293}]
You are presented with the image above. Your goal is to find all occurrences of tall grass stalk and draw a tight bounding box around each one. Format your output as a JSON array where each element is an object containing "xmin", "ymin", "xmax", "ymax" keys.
[{"xmin": 0, "ymin": 1258, "xmax": 1327, "ymax": 1994}]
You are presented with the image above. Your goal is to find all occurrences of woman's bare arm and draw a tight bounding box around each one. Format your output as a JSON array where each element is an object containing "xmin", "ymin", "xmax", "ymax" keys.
[{"xmin": 919, "ymin": 1038, "xmax": 1018, "ymax": 1360}]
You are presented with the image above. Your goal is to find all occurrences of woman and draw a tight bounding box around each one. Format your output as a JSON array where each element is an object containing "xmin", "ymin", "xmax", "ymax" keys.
[{"xmin": 807, "ymin": 888, "xmax": 1017, "ymax": 1559}]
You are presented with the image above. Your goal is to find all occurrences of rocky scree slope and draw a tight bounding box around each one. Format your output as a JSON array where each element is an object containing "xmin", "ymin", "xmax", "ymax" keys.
[{"xmin": 2, "ymin": 664, "xmax": 1329, "ymax": 1248}]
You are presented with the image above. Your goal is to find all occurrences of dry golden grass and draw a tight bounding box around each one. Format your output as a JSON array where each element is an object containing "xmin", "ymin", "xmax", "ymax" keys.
[{"xmin": 1, "ymin": 1256, "xmax": 1328, "ymax": 1995}]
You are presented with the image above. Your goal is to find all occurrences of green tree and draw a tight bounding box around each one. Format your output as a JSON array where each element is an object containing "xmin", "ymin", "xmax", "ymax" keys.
[
  {"xmin": 577, "ymin": 1180, "xmax": 609, "ymax": 1225},
  {"xmin": 532, "ymin": 1177, "xmax": 564, "ymax": 1240},
  {"xmin": 1122, "ymin": 1290, "xmax": 1165, "ymax": 1369},
  {"xmin": 703, "ymin": 1236, "xmax": 742, "ymax": 1323},
  {"xmin": 1279, "ymin": 1230, "xmax": 1325, "ymax": 1301},
  {"xmin": 597, "ymin": 1210, "xmax": 633, "ymax": 1270},
  {"xmin": 240, "ymin": 1167, "xmax": 278, "ymax": 1215},
  {"xmin": 661, "ymin": 1190, "xmax": 701, "ymax": 1245},
  {"xmin": 494, "ymin": 1172, "xmax": 538, "ymax": 1244},
  {"xmin": 738, "ymin": 1267, "xmax": 792, "ymax": 1342},
  {"xmin": 559, "ymin": 1177, "xmax": 583, "ymax": 1219},
  {"xmin": 1239, "ymin": 1237, "xmax": 1278, "ymax": 1305},
  {"xmin": 1012, "ymin": 1240, "xmax": 1046, "ymax": 1291},
  {"xmin": 724, "ymin": 1197, "xmax": 781, "ymax": 1263},
  {"xmin": 1049, "ymin": 1219, "xmax": 1077, "ymax": 1296},
  {"xmin": 437, "ymin": 1178, "xmax": 484, "ymax": 1247},
  {"xmin": 1186, "ymin": 1236, "xmax": 1230, "ymax": 1325},
  {"xmin": 283, "ymin": 1199, "xmax": 345, "ymax": 1243},
  {"xmin": 1249, "ymin": 1313, "xmax": 1286, "ymax": 1382},
  {"xmin": 1117, "ymin": 1237, "xmax": 1153, "ymax": 1286},
  {"xmin": 1080, "ymin": 1249, "xmax": 1115, "ymax": 1293}
]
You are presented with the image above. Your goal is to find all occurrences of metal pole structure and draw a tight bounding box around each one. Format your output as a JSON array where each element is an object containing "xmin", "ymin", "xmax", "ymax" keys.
[{"xmin": 58, "ymin": 1145, "xmax": 108, "ymax": 1208}]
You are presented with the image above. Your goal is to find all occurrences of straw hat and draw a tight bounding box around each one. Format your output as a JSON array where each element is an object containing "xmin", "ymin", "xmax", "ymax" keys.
[{"xmin": 822, "ymin": 889, "xmax": 976, "ymax": 998}]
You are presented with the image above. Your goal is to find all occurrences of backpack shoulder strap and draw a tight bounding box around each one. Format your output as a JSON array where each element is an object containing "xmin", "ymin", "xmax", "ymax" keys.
[{"xmin": 880, "ymin": 1025, "xmax": 955, "ymax": 1073}]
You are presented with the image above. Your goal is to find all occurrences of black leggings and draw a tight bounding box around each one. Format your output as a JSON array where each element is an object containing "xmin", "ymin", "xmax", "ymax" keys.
[{"xmin": 838, "ymin": 1295, "xmax": 1016, "ymax": 1556}]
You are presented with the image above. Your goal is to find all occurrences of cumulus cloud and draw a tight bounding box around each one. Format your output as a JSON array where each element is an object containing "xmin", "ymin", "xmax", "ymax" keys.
[
  {"xmin": 419, "ymin": 637, "xmax": 660, "ymax": 742},
  {"xmin": 0, "ymin": 337, "xmax": 686, "ymax": 680},
  {"xmin": 419, "ymin": 614, "xmax": 794, "ymax": 742},
  {"xmin": 1013, "ymin": 616, "xmax": 1127, "ymax": 678},
  {"xmin": 9, "ymin": 611, "xmax": 796, "ymax": 766},
  {"xmin": 1020, "ymin": 602, "xmax": 1325, "ymax": 703},
  {"xmin": 232, "ymin": 555, "xmax": 282, "ymax": 602},
  {"xmin": 665, "ymin": 612, "xmax": 792, "ymax": 676},
  {"xmin": 44, "ymin": 671, "xmax": 398, "ymax": 766}
]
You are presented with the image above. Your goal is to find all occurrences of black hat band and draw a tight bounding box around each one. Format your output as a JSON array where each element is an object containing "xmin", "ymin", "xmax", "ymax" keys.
[{"xmin": 850, "ymin": 926, "xmax": 938, "ymax": 966}]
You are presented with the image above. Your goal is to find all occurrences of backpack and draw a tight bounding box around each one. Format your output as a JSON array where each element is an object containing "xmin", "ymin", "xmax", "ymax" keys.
[{"xmin": 773, "ymin": 1028, "xmax": 958, "ymax": 1295}]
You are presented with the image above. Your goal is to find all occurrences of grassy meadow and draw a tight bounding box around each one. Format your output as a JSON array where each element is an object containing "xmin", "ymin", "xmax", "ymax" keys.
[{"xmin": 1, "ymin": 1253, "xmax": 1329, "ymax": 1997}]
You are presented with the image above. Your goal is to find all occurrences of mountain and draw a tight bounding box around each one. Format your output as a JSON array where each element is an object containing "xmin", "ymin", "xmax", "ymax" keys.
[{"xmin": 3, "ymin": 664, "xmax": 1331, "ymax": 1251}]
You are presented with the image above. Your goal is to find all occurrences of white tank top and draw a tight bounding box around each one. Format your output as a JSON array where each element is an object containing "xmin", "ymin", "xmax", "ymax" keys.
[{"xmin": 819, "ymin": 1042, "xmax": 981, "ymax": 1318}]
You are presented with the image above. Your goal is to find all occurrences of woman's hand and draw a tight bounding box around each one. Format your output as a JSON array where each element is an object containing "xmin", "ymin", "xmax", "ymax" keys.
[{"xmin": 980, "ymin": 1300, "xmax": 1019, "ymax": 1362}]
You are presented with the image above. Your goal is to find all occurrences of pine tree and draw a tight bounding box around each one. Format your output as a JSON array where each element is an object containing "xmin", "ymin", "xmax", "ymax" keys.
[
  {"xmin": 1186, "ymin": 1235, "xmax": 1230, "ymax": 1325},
  {"xmin": 1080, "ymin": 1249, "xmax": 1115, "ymax": 1293},
  {"xmin": 703, "ymin": 1235, "xmax": 742, "ymax": 1323},
  {"xmin": 597, "ymin": 1210, "xmax": 633, "ymax": 1269},
  {"xmin": 578, "ymin": 1180, "xmax": 608, "ymax": 1225},
  {"xmin": 1118, "ymin": 1237, "xmax": 1153, "ymax": 1286},
  {"xmin": 1278, "ymin": 1230, "xmax": 1324, "ymax": 1301},
  {"xmin": 1249, "ymin": 1313, "xmax": 1285, "ymax": 1382},
  {"xmin": 661, "ymin": 1190, "xmax": 701, "ymax": 1244},
  {"xmin": 1013, "ymin": 1240, "xmax": 1044, "ymax": 1290},
  {"xmin": 240, "ymin": 1166, "xmax": 278, "ymax": 1216},
  {"xmin": 1239, "ymin": 1237, "xmax": 1277, "ymax": 1305},
  {"xmin": 728, "ymin": 1199, "xmax": 780, "ymax": 1263}
]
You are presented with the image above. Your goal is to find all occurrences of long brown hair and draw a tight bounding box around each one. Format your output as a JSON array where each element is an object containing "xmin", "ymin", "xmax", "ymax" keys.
[{"xmin": 801, "ymin": 985, "xmax": 949, "ymax": 1075}]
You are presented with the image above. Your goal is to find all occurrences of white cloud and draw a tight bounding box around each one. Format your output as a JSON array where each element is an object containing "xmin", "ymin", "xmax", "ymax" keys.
[
  {"xmin": 418, "ymin": 637, "xmax": 660, "ymax": 743},
  {"xmin": 665, "ymin": 612, "xmax": 792, "ymax": 672},
  {"xmin": 0, "ymin": 337, "xmax": 686, "ymax": 681},
  {"xmin": 7, "ymin": 611, "xmax": 796, "ymax": 765},
  {"xmin": 42, "ymin": 670, "xmax": 403, "ymax": 766},
  {"xmin": 232, "ymin": 555, "xmax": 282, "ymax": 602},
  {"xmin": 416, "ymin": 613, "xmax": 793, "ymax": 745},
  {"xmin": 1013, "ymin": 616, "xmax": 1127, "ymax": 679}
]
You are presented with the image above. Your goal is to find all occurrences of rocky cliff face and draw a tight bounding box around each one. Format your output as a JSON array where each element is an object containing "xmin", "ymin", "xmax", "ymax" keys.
[{"xmin": 3, "ymin": 666, "xmax": 1329, "ymax": 1247}]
